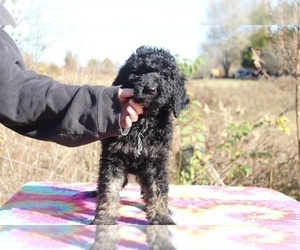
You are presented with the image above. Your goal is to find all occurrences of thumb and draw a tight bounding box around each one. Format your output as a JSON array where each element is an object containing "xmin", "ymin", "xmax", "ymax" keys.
[{"xmin": 119, "ymin": 88, "xmax": 134, "ymax": 99}]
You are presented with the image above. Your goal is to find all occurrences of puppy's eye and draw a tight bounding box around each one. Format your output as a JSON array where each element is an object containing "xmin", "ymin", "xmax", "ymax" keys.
[{"xmin": 129, "ymin": 74, "xmax": 138, "ymax": 80}]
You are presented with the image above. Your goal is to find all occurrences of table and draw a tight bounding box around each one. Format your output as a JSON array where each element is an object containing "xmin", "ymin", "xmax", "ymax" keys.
[{"xmin": 0, "ymin": 182, "xmax": 299, "ymax": 249}]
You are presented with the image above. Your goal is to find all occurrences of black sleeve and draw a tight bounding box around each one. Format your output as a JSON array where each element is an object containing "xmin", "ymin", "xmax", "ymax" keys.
[{"xmin": 0, "ymin": 28, "xmax": 127, "ymax": 147}]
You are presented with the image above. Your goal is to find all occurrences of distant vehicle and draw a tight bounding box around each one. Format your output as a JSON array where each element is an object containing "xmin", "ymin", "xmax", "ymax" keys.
[{"xmin": 235, "ymin": 68, "xmax": 261, "ymax": 80}]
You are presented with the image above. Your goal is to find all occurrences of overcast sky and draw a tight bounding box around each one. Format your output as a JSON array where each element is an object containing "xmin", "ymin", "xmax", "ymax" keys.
[{"xmin": 4, "ymin": 0, "xmax": 209, "ymax": 66}]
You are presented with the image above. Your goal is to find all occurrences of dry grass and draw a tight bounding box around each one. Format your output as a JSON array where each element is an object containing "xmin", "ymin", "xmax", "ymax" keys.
[
  {"xmin": 178, "ymin": 77, "xmax": 299, "ymax": 200},
  {"xmin": 0, "ymin": 75, "xmax": 299, "ymax": 205},
  {"xmin": 0, "ymin": 126, "xmax": 101, "ymax": 204}
]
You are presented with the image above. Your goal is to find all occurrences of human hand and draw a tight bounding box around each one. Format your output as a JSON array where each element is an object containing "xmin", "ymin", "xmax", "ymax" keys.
[{"xmin": 118, "ymin": 88, "xmax": 143, "ymax": 129}]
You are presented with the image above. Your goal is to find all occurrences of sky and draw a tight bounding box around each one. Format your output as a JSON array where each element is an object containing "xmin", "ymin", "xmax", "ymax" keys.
[{"xmin": 4, "ymin": 0, "xmax": 210, "ymax": 66}]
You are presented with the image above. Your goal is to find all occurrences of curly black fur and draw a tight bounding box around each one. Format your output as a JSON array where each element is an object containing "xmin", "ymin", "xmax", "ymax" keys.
[{"xmin": 91, "ymin": 46, "xmax": 189, "ymax": 225}]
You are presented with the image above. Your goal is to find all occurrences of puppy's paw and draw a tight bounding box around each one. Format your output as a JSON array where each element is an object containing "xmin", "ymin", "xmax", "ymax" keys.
[
  {"xmin": 149, "ymin": 215, "xmax": 176, "ymax": 225},
  {"xmin": 90, "ymin": 217, "xmax": 117, "ymax": 225},
  {"xmin": 90, "ymin": 219, "xmax": 99, "ymax": 225}
]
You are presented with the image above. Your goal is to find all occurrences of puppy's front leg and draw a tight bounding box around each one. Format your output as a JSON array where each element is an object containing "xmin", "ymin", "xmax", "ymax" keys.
[
  {"xmin": 139, "ymin": 162, "xmax": 175, "ymax": 225},
  {"xmin": 91, "ymin": 158, "xmax": 125, "ymax": 225}
]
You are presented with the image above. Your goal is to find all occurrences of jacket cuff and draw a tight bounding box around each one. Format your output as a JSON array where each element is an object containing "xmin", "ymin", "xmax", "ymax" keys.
[{"xmin": 97, "ymin": 85, "xmax": 129, "ymax": 138}]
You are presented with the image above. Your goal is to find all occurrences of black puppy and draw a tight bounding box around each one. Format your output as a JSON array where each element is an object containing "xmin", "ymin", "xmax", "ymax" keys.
[{"xmin": 91, "ymin": 46, "xmax": 189, "ymax": 225}]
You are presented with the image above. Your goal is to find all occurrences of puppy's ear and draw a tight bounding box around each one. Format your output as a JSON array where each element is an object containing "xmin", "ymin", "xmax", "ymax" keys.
[{"xmin": 172, "ymin": 73, "xmax": 190, "ymax": 118}]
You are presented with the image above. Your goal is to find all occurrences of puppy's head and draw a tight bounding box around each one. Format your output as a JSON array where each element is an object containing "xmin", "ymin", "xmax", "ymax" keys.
[
  {"xmin": 127, "ymin": 72, "xmax": 172, "ymax": 113},
  {"xmin": 114, "ymin": 46, "xmax": 190, "ymax": 116}
]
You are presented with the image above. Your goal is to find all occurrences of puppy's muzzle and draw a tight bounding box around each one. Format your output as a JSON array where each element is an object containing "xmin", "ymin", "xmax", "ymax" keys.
[{"xmin": 143, "ymin": 84, "xmax": 157, "ymax": 95}]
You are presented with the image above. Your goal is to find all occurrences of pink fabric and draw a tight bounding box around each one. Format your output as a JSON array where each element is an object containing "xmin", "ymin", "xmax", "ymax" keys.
[{"xmin": 0, "ymin": 182, "xmax": 299, "ymax": 249}]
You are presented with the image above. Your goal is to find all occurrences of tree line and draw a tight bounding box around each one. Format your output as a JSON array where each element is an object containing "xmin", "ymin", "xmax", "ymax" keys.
[{"xmin": 201, "ymin": 0, "xmax": 299, "ymax": 79}]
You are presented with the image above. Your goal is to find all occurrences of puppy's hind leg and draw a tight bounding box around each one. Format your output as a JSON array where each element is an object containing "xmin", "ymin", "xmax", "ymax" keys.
[{"xmin": 91, "ymin": 158, "xmax": 126, "ymax": 225}]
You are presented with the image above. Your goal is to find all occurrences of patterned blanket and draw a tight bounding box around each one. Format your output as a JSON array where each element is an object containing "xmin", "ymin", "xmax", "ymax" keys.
[{"xmin": 0, "ymin": 182, "xmax": 299, "ymax": 249}]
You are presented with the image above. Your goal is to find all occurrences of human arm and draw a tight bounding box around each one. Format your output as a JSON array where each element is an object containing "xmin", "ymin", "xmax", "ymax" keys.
[{"xmin": 0, "ymin": 28, "xmax": 141, "ymax": 147}]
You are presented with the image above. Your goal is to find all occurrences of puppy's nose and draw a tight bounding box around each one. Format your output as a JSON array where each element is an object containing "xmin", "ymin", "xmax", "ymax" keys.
[{"xmin": 143, "ymin": 85, "xmax": 156, "ymax": 95}]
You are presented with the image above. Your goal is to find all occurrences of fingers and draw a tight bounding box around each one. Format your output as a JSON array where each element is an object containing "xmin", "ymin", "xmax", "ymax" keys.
[
  {"xmin": 129, "ymin": 99, "xmax": 143, "ymax": 115},
  {"xmin": 118, "ymin": 88, "xmax": 134, "ymax": 104},
  {"xmin": 126, "ymin": 104, "xmax": 139, "ymax": 122},
  {"xmin": 121, "ymin": 115, "xmax": 132, "ymax": 129},
  {"xmin": 120, "ymin": 102, "xmax": 140, "ymax": 129},
  {"xmin": 118, "ymin": 87, "xmax": 144, "ymax": 129},
  {"xmin": 119, "ymin": 88, "xmax": 134, "ymax": 97},
  {"xmin": 119, "ymin": 88, "xmax": 143, "ymax": 114}
]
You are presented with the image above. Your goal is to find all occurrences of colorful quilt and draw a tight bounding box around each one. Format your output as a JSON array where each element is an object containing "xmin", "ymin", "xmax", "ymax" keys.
[{"xmin": 0, "ymin": 182, "xmax": 299, "ymax": 249}]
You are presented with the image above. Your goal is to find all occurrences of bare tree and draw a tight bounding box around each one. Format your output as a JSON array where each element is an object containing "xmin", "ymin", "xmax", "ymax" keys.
[
  {"xmin": 268, "ymin": 0, "xmax": 300, "ymax": 160},
  {"xmin": 100, "ymin": 58, "xmax": 117, "ymax": 75},
  {"xmin": 64, "ymin": 50, "xmax": 80, "ymax": 72},
  {"xmin": 202, "ymin": 0, "xmax": 252, "ymax": 77},
  {"xmin": 3, "ymin": 0, "xmax": 61, "ymax": 62}
]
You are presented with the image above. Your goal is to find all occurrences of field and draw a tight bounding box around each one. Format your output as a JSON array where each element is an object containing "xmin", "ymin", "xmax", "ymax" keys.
[{"xmin": 0, "ymin": 76, "xmax": 299, "ymax": 205}]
